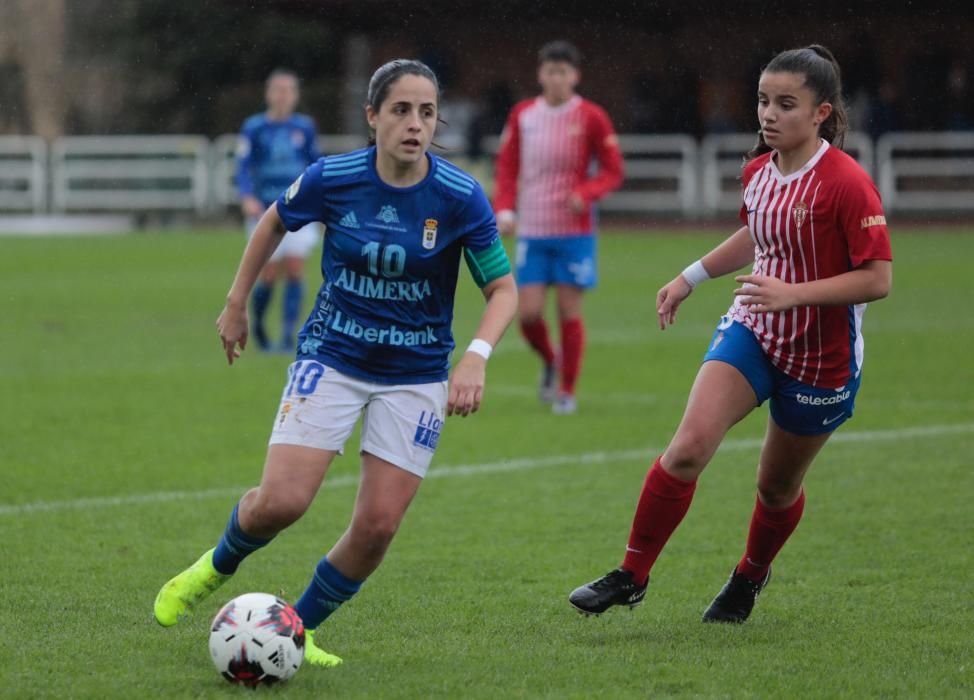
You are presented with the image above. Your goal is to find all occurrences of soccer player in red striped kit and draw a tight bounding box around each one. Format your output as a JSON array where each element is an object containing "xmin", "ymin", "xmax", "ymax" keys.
[
  {"xmin": 570, "ymin": 45, "xmax": 893, "ymax": 622},
  {"xmin": 493, "ymin": 40, "xmax": 624, "ymax": 414}
]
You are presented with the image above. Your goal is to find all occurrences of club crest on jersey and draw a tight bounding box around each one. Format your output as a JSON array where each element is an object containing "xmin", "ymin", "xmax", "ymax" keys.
[
  {"xmin": 376, "ymin": 205, "xmax": 400, "ymax": 224},
  {"xmin": 422, "ymin": 218, "xmax": 438, "ymax": 249},
  {"xmin": 290, "ymin": 129, "xmax": 305, "ymax": 147},
  {"xmin": 793, "ymin": 201, "xmax": 809, "ymax": 229}
]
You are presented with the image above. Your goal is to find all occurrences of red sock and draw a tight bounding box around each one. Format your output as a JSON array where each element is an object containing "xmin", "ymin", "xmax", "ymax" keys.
[
  {"xmin": 519, "ymin": 318, "xmax": 556, "ymax": 365},
  {"xmin": 559, "ymin": 317, "xmax": 585, "ymax": 395},
  {"xmin": 621, "ymin": 457, "xmax": 697, "ymax": 585},
  {"xmin": 736, "ymin": 490, "xmax": 806, "ymax": 582}
]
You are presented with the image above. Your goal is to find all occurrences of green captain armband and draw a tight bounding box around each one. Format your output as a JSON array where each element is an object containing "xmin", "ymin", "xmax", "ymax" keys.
[{"xmin": 463, "ymin": 239, "xmax": 512, "ymax": 288}]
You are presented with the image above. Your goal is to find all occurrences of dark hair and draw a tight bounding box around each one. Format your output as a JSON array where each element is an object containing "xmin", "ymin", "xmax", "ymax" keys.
[
  {"xmin": 538, "ymin": 40, "xmax": 581, "ymax": 68},
  {"xmin": 266, "ymin": 68, "xmax": 299, "ymax": 87},
  {"xmin": 365, "ymin": 59, "xmax": 441, "ymax": 146},
  {"xmin": 746, "ymin": 44, "xmax": 848, "ymax": 162}
]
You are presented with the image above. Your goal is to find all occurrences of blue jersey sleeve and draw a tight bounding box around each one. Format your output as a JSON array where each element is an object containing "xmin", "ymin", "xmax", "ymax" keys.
[
  {"xmin": 276, "ymin": 159, "xmax": 326, "ymax": 232},
  {"xmin": 458, "ymin": 184, "xmax": 501, "ymax": 251},
  {"xmin": 235, "ymin": 122, "xmax": 257, "ymax": 198}
]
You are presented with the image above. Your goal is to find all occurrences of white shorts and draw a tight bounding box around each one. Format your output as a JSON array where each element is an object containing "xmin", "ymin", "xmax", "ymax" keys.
[
  {"xmin": 246, "ymin": 217, "xmax": 321, "ymax": 262},
  {"xmin": 268, "ymin": 360, "xmax": 448, "ymax": 478}
]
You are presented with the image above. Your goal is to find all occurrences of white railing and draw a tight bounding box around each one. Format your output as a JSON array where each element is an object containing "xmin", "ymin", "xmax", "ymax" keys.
[
  {"xmin": 51, "ymin": 136, "xmax": 209, "ymax": 213},
  {"xmin": 606, "ymin": 135, "xmax": 697, "ymax": 216},
  {"xmin": 701, "ymin": 132, "xmax": 874, "ymax": 216},
  {"xmin": 0, "ymin": 136, "xmax": 47, "ymax": 213},
  {"xmin": 0, "ymin": 131, "xmax": 967, "ymax": 217},
  {"xmin": 876, "ymin": 132, "xmax": 974, "ymax": 211}
]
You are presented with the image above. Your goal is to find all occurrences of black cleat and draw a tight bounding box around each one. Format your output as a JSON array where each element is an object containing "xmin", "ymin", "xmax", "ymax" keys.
[
  {"xmin": 569, "ymin": 568, "xmax": 647, "ymax": 615},
  {"xmin": 702, "ymin": 567, "xmax": 771, "ymax": 624}
]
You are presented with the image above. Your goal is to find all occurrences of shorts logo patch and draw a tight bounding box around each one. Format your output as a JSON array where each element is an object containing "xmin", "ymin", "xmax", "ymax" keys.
[
  {"xmin": 413, "ymin": 410, "xmax": 442, "ymax": 451},
  {"xmin": 795, "ymin": 389, "xmax": 851, "ymax": 406},
  {"xmin": 822, "ymin": 413, "xmax": 846, "ymax": 426},
  {"xmin": 277, "ymin": 402, "xmax": 292, "ymax": 428},
  {"xmin": 422, "ymin": 218, "xmax": 438, "ymax": 250}
]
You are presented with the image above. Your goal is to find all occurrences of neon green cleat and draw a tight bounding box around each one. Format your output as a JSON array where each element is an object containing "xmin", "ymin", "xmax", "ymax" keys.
[
  {"xmin": 153, "ymin": 548, "xmax": 230, "ymax": 627},
  {"xmin": 304, "ymin": 629, "xmax": 343, "ymax": 668}
]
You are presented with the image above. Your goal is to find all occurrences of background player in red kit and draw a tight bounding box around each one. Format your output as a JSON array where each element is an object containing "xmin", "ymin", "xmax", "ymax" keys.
[
  {"xmin": 569, "ymin": 45, "xmax": 893, "ymax": 622},
  {"xmin": 493, "ymin": 41, "xmax": 624, "ymax": 414}
]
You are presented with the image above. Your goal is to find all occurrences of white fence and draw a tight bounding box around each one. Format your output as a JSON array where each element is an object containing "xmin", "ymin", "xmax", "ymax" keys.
[
  {"xmin": 2, "ymin": 131, "xmax": 971, "ymax": 217},
  {"xmin": 876, "ymin": 132, "xmax": 974, "ymax": 211},
  {"xmin": 701, "ymin": 132, "xmax": 874, "ymax": 216},
  {"xmin": 0, "ymin": 137, "xmax": 47, "ymax": 212},
  {"xmin": 51, "ymin": 136, "xmax": 209, "ymax": 213}
]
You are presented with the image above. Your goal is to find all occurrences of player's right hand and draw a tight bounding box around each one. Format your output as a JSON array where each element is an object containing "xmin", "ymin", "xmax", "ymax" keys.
[
  {"xmin": 216, "ymin": 301, "xmax": 249, "ymax": 365},
  {"xmin": 496, "ymin": 210, "xmax": 516, "ymax": 237},
  {"xmin": 656, "ymin": 275, "xmax": 694, "ymax": 330},
  {"xmin": 241, "ymin": 196, "xmax": 264, "ymax": 219}
]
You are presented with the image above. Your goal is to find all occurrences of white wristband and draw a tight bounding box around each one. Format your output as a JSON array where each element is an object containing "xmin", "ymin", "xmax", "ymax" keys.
[
  {"xmin": 681, "ymin": 260, "xmax": 711, "ymax": 288},
  {"xmin": 466, "ymin": 338, "xmax": 493, "ymax": 360},
  {"xmin": 496, "ymin": 210, "xmax": 516, "ymax": 226}
]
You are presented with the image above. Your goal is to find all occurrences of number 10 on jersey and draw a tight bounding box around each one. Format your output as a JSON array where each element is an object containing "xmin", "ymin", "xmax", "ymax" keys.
[{"xmin": 361, "ymin": 242, "xmax": 406, "ymax": 278}]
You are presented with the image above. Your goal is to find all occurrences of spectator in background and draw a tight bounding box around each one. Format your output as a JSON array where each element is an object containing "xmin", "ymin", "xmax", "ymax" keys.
[
  {"xmin": 467, "ymin": 82, "xmax": 514, "ymax": 160},
  {"xmin": 945, "ymin": 60, "xmax": 973, "ymax": 131},
  {"xmin": 867, "ymin": 81, "xmax": 901, "ymax": 140}
]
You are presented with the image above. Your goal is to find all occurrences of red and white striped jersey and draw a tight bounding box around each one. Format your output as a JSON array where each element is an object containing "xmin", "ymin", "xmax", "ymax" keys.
[
  {"xmin": 729, "ymin": 140, "xmax": 893, "ymax": 389},
  {"xmin": 493, "ymin": 95, "xmax": 624, "ymax": 237}
]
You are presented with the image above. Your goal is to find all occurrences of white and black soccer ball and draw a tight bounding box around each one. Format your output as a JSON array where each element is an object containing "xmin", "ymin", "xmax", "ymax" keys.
[{"xmin": 209, "ymin": 592, "xmax": 305, "ymax": 687}]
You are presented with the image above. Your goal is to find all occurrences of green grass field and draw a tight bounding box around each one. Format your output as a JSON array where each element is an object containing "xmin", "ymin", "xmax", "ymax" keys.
[{"xmin": 1, "ymin": 228, "xmax": 972, "ymax": 698}]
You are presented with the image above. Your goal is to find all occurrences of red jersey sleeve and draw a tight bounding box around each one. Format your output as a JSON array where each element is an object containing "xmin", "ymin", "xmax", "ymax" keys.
[
  {"xmin": 573, "ymin": 103, "xmax": 624, "ymax": 203},
  {"xmin": 837, "ymin": 170, "xmax": 893, "ymax": 268},
  {"xmin": 492, "ymin": 102, "xmax": 526, "ymax": 213}
]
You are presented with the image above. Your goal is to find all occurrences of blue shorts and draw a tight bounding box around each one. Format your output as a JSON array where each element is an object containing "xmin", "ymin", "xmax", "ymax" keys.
[
  {"xmin": 703, "ymin": 318, "xmax": 860, "ymax": 436},
  {"xmin": 514, "ymin": 235, "xmax": 597, "ymax": 288}
]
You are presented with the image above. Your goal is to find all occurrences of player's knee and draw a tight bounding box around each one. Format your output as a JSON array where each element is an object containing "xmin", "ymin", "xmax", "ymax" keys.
[
  {"xmin": 519, "ymin": 308, "xmax": 543, "ymax": 326},
  {"xmin": 249, "ymin": 490, "xmax": 310, "ymax": 532},
  {"xmin": 756, "ymin": 477, "xmax": 799, "ymax": 509},
  {"xmin": 284, "ymin": 259, "xmax": 304, "ymax": 280},
  {"xmin": 665, "ymin": 430, "xmax": 716, "ymax": 477},
  {"xmin": 352, "ymin": 514, "xmax": 400, "ymax": 555}
]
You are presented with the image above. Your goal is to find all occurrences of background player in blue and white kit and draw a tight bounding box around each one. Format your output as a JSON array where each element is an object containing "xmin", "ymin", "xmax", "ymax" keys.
[
  {"xmin": 236, "ymin": 69, "xmax": 321, "ymax": 350},
  {"xmin": 154, "ymin": 60, "xmax": 518, "ymax": 667}
]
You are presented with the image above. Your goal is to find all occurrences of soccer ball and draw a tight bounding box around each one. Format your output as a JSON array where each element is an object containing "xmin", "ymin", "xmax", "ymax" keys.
[{"xmin": 209, "ymin": 593, "xmax": 305, "ymax": 687}]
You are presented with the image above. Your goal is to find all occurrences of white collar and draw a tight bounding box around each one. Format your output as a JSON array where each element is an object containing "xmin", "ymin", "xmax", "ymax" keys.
[
  {"xmin": 536, "ymin": 95, "xmax": 581, "ymax": 114},
  {"xmin": 769, "ymin": 138, "xmax": 830, "ymax": 184}
]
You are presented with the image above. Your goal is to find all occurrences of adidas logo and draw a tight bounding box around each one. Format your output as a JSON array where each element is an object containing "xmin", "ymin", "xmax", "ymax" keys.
[{"xmin": 339, "ymin": 211, "xmax": 360, "ymax": 229}]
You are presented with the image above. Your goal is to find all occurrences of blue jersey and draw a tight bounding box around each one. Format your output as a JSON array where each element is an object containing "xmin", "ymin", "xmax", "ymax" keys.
[
  {"xmin": 236, "ymin": 113, "xmax": 319, "ymax": 207},
  {"xmin": 276, "ymin": 147, "xmax": 500, "ymax": 384}
]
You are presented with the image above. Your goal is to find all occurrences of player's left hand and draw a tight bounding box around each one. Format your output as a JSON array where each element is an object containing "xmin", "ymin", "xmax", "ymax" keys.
[
  {"xmin": 568, "ymin": 192, "xmax": 586, "ymax": 214},
  {"xmin": 447, "ymin": 353, "xmax": 486, "ymax": 417},
  {"xmin": 734, "ymin": 274, "xmax": 802, "ymax": 313}
]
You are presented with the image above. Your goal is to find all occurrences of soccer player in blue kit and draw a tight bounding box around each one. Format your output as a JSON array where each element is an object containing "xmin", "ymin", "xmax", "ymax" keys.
[
  {"xmin": 236, "ymin": 69, "xmax": 321, "ymax": 350},
  {"xmin": 154, "ymin": 60, "xmax": 518, "ymax": 667}
]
